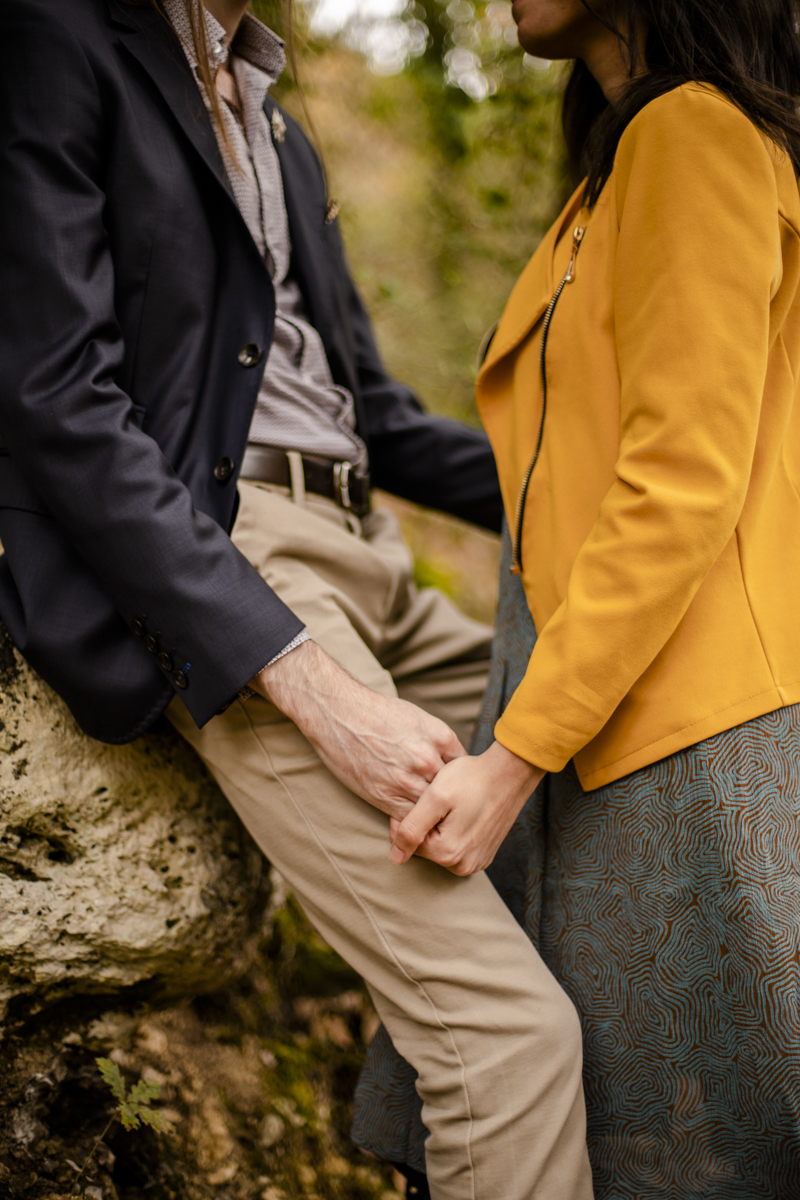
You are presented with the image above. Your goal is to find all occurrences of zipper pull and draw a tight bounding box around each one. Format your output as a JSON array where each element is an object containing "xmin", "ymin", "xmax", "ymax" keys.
[{"xmin": 564, "ymin": 226, "xmax": 586, "ymax": 284}]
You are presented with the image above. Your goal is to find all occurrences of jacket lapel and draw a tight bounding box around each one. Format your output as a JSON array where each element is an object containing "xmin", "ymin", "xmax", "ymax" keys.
[
  {"xmin": 265, "ymin": 97, "xmax": 335, "ymax": 349},
  {"xmin": 477, "ymin": 232, "xmax": 555, "ymax": 379},
  {"xmin": 106, "ymin": 0, "xmax": 236, "ymax": 208},
  {"xmin": 479, "ymin": 180, "xmax": 588, "ymax": 381}
]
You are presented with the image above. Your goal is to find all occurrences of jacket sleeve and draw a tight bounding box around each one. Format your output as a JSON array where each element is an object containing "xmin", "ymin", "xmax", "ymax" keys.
[
  {"xmin": 342, "ymin": 252, "xmax": 504, "ymax": 534},
  {"xmin": 494, "ymin": 86, "xmax": 779, "ymax": 771},
  {"xmin": 0, "ymin": 4, "xmax": 304, "ymax": 728}
]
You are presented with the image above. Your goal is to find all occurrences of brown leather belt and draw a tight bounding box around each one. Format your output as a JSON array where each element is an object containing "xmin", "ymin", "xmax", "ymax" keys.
[{"xmin": 239, "ymin": 445, "xmax": 371, "ymax": 517}]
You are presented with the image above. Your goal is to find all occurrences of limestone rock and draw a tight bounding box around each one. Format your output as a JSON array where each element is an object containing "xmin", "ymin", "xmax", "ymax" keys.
[{"xmin": 0, "ymin": 623, "xmax": 270, "ymax": 1039}]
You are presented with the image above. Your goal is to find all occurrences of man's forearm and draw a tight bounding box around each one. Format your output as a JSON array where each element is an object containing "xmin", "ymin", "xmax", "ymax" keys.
[
  {"xmin": 251, "ymin": 638, "xmax": 362, "ymax": 745},
  {"xmin": 249, "ymin": 639, "xmax": 466, "ymax": 820}
]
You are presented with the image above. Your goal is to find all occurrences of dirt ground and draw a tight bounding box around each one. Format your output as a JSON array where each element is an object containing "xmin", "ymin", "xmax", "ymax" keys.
[{"xmin": 0, "ymin": 894, "xmax": 406, "ymax": 1200}]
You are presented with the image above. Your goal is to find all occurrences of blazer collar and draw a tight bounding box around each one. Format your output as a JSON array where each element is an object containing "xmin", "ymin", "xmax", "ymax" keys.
[
  {"xmin": 108, "ymin": 6, "xmax": 336, "ymax": 361},
  {"xmin": 106, "ymin": 0, "xmax": 236, "ymax": 209}
]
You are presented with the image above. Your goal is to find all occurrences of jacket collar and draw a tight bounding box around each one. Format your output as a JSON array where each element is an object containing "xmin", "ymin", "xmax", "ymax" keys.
[
  {"xmin": 106, "ymin": 0, "xmax": 237, "ymax": 208},
  {"xmin": 478, "ymin": 221, "xmax": 559, "ymax": 379},
  {"xmin": 160, "ymin": 1, "xmax": 286, "ymax": 82},
  {"xmin": 478, "ymin": 180, "xmax": 588, "ymax": 381},
  {"xmin": 106, "ymin": 3, "xmax": 336, "ymax": 363}
]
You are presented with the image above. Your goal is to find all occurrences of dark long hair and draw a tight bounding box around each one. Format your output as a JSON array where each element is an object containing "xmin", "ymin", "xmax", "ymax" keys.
[{"xmin": 563, "ymin": 0, "xmax": 800, "ymax": 206}]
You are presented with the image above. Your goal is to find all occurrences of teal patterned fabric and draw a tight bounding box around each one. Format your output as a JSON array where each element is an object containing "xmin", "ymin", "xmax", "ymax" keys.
[{"xmin": 352, "ymin": 527, "xmax": 800, "ymax": 1197}]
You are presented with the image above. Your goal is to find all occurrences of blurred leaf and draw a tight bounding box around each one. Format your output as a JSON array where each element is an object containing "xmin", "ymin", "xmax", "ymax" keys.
[
  {"xmin": 129, "ymin": 1078, "xmax": 162, "ymax": 1105},
  {"xmin": 136, "ymin": 1107, "xmax": 176, "ymax": 1135},
  {"xmin": 95, "ymin": 1058, "xmax": 126, "ymax": 1103},
  {"xmin": 118, "ymin": 1101, "xmax": 142, "ymax": 1132},
  {"xmin": 414, "ymin": 557, "xmax": 454, "ymax": 595}
]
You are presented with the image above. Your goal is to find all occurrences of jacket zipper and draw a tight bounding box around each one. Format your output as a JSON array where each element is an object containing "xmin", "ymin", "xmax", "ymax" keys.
[{"xmin": 511, "ymin": 225, "xmax": 586, "ymax": 575}]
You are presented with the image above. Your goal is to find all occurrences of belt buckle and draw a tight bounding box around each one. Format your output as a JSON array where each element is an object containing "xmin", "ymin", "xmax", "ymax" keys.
[{"xmin": 333, "ymin": 461, "xmax": 352, "ymax": 510}]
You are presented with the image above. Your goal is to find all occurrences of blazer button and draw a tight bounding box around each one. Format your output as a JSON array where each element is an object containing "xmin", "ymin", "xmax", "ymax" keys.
[
  {"xmin": 173, "ymin": 670, "xmax": 188, "ymax": 690},
  {"xmin": 144, "ymin": 634, "xmax": 157, "ymax": 654},
  {"xmin": 158, "ymin": 651, "xmax": 173, "ymax": 672},
  {"xmin": 131, "ymin": 618, "xmax": 145, "ymax": 637},
  {"xmin": 214, "ymin": 457, "xmax": 235, "ymax": 482},
  {"xmin": 238, "ymin": 342, "xmax": 262, "ymax": 368}
]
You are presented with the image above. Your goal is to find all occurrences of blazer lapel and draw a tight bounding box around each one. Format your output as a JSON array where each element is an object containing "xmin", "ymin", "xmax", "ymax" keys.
[
  {"xmin": 106, "ymin": 0, "xmax": 236, "ymax": 208},
  {"xmin": 265, "ymin": 97, "xmax": 335, "ymax": 349}
]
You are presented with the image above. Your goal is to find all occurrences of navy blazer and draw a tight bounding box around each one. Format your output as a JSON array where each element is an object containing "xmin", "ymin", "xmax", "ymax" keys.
[{"xmin": 0, "ymin": 0, "xmax": 502, "ymax": 743}]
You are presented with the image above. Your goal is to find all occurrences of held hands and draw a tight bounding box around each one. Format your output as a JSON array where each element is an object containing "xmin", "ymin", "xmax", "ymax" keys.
[
  {"xmin": 389, "ymin": 740, "xmax": 544, "ymax": 876},
  {"xmin": 250, "ymin": 638, "xmax": 541, "ymax": 873},
  {"xmin": 251, "ymin": 639, "xmax": 466, "ymax": 821}
]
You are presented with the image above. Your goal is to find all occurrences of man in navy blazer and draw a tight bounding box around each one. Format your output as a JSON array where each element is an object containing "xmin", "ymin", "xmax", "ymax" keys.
[{"xmin": 0, "ymin": 0, "xmax": 503, "ymax": 741}]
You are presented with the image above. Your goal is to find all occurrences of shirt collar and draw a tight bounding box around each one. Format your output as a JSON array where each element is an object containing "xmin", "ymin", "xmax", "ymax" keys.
[
  {"xmin": 232, "ymin": 12, "xmax": 286, "ymax": 83},
  {"xmin": 162, "ymin": 1, "xmax": 286, "ymax": 83}
]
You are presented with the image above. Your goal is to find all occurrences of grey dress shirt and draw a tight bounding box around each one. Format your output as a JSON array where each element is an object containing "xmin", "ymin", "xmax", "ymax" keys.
[{"xmin": 164, "ymin": 1, "xmax": 368, "ymax": 474}]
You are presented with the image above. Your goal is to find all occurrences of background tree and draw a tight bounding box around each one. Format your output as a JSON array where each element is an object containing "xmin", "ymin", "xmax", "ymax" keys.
[{"xmin": 254, "ymin": 0, "xmax": 570, "ymax": 425}]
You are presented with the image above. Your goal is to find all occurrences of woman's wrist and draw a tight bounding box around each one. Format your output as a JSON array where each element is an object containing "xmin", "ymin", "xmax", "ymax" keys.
[{"xmin": 483, "ymin": 738, "xmax": 544, "ymax": 796}]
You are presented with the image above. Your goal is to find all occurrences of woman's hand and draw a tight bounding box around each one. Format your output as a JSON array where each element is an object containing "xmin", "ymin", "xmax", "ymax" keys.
[{"xmin": 389, "ymin": 740, "xmax": 545, "ymax": 876}]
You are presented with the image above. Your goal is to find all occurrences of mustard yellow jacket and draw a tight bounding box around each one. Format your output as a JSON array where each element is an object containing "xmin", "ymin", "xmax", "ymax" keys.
[{"xmin": 478, "ymin": 82, "xmax": 800, "ymax": 790}]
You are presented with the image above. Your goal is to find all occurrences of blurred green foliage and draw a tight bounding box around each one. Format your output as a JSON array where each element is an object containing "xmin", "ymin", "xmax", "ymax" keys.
[
  {"xmin": 413, "ymin": 555, "xmax": 455, "ymax": 595},
  {"xmin": 251, "ymin": 0, "xmax": 570, "ymax": 425}
]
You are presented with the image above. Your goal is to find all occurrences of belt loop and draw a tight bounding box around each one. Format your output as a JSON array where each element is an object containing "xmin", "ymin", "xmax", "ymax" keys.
[
  {"xmin": 333, "ymin": 461, "xmax": 352, "ymax": 510},
  {"xmin": 286, "ymin": 450, "xmax": 306, "ymax": 506}
]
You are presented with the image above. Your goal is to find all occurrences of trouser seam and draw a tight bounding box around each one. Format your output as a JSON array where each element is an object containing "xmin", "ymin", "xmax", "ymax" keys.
[{"xmin": 234, "ymin": 698, "xmax": 477, "ymax": 1197}]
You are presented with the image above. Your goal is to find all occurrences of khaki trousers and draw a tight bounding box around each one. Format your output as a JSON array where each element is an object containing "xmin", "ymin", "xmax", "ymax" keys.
[{"xmin": 167, "ymin": 481, "xmax": 593, "ymax": 1200}]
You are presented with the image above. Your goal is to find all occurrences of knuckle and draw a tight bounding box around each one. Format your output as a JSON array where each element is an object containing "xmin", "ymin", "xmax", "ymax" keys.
[
  {"xmin": 413, "ymin": 747, "xmax": 439, "ymax": 776},
  {"xmin": 399, "ymin": 770, "xmax": 424, "ymax": 798}
]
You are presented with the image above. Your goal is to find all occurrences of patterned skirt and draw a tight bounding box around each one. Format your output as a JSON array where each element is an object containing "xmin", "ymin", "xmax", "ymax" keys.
[{"xmin": 352, "ymin": 529, "xmax": 800, "ymax": 1198}]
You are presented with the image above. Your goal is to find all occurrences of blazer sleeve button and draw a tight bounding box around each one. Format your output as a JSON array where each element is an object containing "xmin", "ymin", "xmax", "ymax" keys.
[
  {"xmin": 214, "ymin": 457, "xmax": 235, "ymax": 482},
  {"xmin": 144, "ymin": 634, "xmax": 157, "ymax": 653},
  {"xmin": 158, "ymin": 651, "xmax": 173, "ymax": 672},
  {"xmin": 130, "ymin": 618, "xmax": 145, "ymax": 637},
  {"xmin": 238, "ymin": 342, "xmax": 262, "ymax": 368},
  {"xmin": 172, "ymin": 670, "xmax": 188, "ymax": 690}
]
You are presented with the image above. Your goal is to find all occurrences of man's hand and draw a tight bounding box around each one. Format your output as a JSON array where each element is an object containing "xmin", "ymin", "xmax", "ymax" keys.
[
  {"xmin": 389, "ymin": 740, "xmax": 544, "ymax": 875},
  {"xmin": 250, "ymin": 640, "xmax": 466, "ymax": 820}
]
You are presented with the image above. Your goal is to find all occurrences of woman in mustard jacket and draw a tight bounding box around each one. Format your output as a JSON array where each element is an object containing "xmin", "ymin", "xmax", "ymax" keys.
[{"xmin": 380, "ymin": 0, "xmax": 800, "ymax": 1193}]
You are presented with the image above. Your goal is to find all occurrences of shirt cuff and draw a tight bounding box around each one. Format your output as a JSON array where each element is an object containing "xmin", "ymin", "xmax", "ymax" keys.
[{"xmin": 237, "ymin": 630, "xmax": 310, "ymax": 700}]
